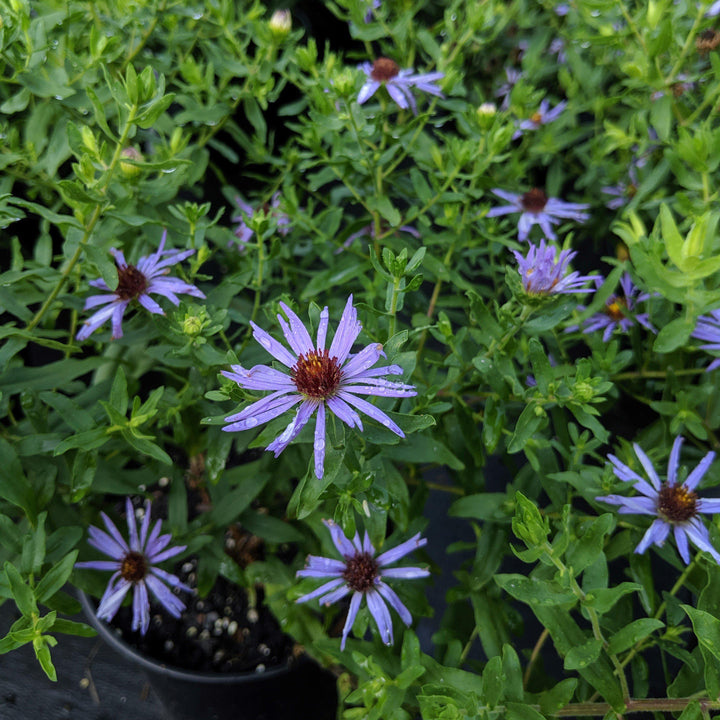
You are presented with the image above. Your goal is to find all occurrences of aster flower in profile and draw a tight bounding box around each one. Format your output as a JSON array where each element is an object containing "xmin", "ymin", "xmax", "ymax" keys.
[
  {"xmin": 486, "ymin": 188, "xmax": 590, "ymax": 242},
  {"xmin": 357, "ymin": 57, "xmax": 444, "ymax": 115},
  {"xmin": 221, "ymin": 295, "xmax": 416, "ymax": 479},
  {"xmin": 692, "ymin": 308, "xmax": 720, "ymax": 371},
  {"xmin": 597, "ymin": 437, "xmax": 720, "ymax": 565},
  {"xmin": 495, "ymin": 67, "xmax": 522, "ymax": 109},
  {"xmin": 296, "ymin": 519, "xmax": 429, "ymax": 650},
  {"xmin": 75, "ymin": 498, "xmax": 191, "ymax": 635},
  {"xmin": 565, "ymin": 272, "xmax": 655, "ymax": 341},
  {"xmin": 76, "ymin": 231, "xmax": 205, "ymax": 341},
  {"xmin": 232, "ymin": 192, "xmax": 290, "ymax": 249},
  {"xmin": 513, "ymin": 239, "xmax": 595, "ymax": 296},
  {"xmin": 601, "ymin": 164, "xmax": 639, "ymax": 210},
  {"xmin": 512, "ymin": 98, "xmax": 567, "ymax": 139}
]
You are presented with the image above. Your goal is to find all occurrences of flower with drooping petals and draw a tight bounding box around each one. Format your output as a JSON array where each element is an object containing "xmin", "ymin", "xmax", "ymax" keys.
[
  {"xmin": 357, "ymin": 57, "xmax": 444, "ymax": 114},
  {"xmin": 495, "ymin": 67, "xmax": 522, "ymax": 109},
  {"xmin": 512, "ymin": 99, "xmax": 567, "ymax": 139},
  {"xmin": 692, "ymin": 308, "xmax": 720, "ymax": 370},
  {"xmin": 232, "ymin": 192, "xmax": 290, "ymax": 249},
  {"xmin": 221, "ymin": 295, "xmax": 416, "ymax": 479},
  {"xmin": 486, "ymin": 188, "xmax": 590, "ymax": 242},
  {"xmin": 76, "ymin": 231, "xmax": 205, "ymax": 341},
  {"xmin": 75, "ymin": 498, "xmax": 191, "ymax": 635},
  {"xmin": 565, "ymin": 272, "xmax": 655, "ymax": 341},
  {"xmin": 597, "ymin": 436, "xmax": 720, "ymax": 565},
  {"xmin": 513, "ymin": 239, "xmax": 595, "ymax": 295},
  {"xmin": 601, "ymin": 163, "xmax": 640, "ymax": 210},
  {"xmin": 296, "ymin": 519, "xmax": 429, "ymax": 649}
]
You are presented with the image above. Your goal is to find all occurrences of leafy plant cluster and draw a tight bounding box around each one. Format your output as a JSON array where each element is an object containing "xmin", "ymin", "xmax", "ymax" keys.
[{"xmin": 2, "ymin": 0, "xmax": 720, "ymax": 717}]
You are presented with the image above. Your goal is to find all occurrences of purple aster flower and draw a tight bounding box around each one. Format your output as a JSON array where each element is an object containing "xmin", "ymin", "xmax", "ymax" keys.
[
  {"xmin": 513, "ymin": 239, "xmax": 595, "ymax": 295},
  {"xmin": 336, "ymin": 222, "xmax": 420, "ymax": 253},
  {"xmin": 221, "ymin": 295, "xmax": 417, "ymax": 479},
  {"xmin": 357, "ymin": 58, "xmax": 444, "ymax": 115},
  {"xmin": 486, "ymin": 188, "xmax": 590, "ymax": 242},
  {"xmin": 296, "ymin": 519, "xmax": 429, "ymax": 650},
  {"xmin": 232, "ymin": 192, "xmax": 290, "ymax": 249},
  {"xmin": 550, "ymin": 38, "xmax": 567, "ymax": 64},
  {"xmin": 692, "ymin": 308, "xmax": 720, "ymax": 370},
  {"xmin": 707, "ymin": 0, "xmax": 720, "ymax": 16},
  {"xmin": 601, "ymin": 164, "xmax": 639, "ymax": 210},
  {"xmin": 75, "ymin": 498, "xmax": 191, "ymax": 635},
  {"xmin": 363, "ymin": 0, "xmax": 381, "ymax": 22},
  {"xmin": 565, "ymin": 272, "xmax": 655, "ymax": 341},
  {"xmin": 76, "ymin": 231, "xmax": 205, "ymax": 341},
  {"xmin": 513, "ymin": 99, "xmax": 567, "ymax": 139},
  {"xmin": 495, "ymin": 67, "xmax": 522, "ymax": 109},
  {"xmin": 597, "ymin": 437, "xmax": 720, "ymax": 565}
]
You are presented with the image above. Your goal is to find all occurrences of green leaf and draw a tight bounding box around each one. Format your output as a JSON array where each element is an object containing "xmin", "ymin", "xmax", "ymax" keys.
[
  {"xmin": 682, "ymin": 604, "xmax": 720, "ymax": 698},
  {"xmin": 508, "ymin": 403, "xmax": 545, "ymax": 454},
  {"xmin": 53, "ymin": 427, "xmax": 109, "ymax": 455},
  {"xmin": 495, "ymin": 574, "xmax": 576, "ymax": 607},
  {"xmin": 449, "ymin": 493, "xmax": 509, "ymax": 521},
  {"xmin": 209, "ymin": 475, "xmax": 267, "ymax": 526},
  {"xmin": 653, "ymin": 316, "xmax": 695, "ymax": 353},
  {"xmin": 85, "ymin": 244, "xmax": 118, "ymax": 291},
  {"xmin": 502, "ymin": 645, "xmax": 524, "ymax": 702},
  {"xmin": 38, "ymin": 391, "xmax": 95, "ymax": 432},
  {"xmin": 238, "ymin": 512, "xmax": 305, "ymax": 543},
  {"xmin": 607, "ymin": 618, "xmax": 665, "ymax": 655},
  {"xmin": 5, "ymin": 563, "xmax": 37, "ymax": 617},
  {"xmin": 481, "ymin": 655, "xmax": 503, "ymax": 707},
  {"xmin": 537, "ymin": 678, "xmax": 578, "ymax": 714},
  {"xmin": 506, "ymin": 703, "xmax": 546, "ymax": 720},
  {"xmin": 109, "ymin": 366, "xmax": 128, "ymax": 413},
  {"xmin": 564, "ymin": 638, "xmax": 603, "ymax": 671},
  {"xmin": 0, "ymin": 438, "xmax": 36, "ymax": 521},
  {"xmin": 33, "ymin": 637, "xmax": 57, "ymax": 682},
  {"xmin": 565, "ymin": 514, "xmax": 614, "ymax": 575},
  {"xmin": 50, "ymin": 618, "xmax": 96, "ymax": 637},
  {"xmin": 583, "ymin": 582, "xmax": 641, "ymax": 613},
  {"xmin": 35, "ymin": 552, "xmax": 78, "ymax": 603}
]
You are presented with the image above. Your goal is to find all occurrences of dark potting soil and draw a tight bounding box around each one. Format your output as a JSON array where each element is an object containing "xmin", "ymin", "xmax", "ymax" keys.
[{"xmin": 106, "ymin": 555, "xmax": 296, "ymax": 674}]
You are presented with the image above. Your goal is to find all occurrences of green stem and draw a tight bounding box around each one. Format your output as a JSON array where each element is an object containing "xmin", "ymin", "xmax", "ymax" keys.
[
  {"xmin": 387, "ymin": 275, "xmax": 402, "ymax": 339},
  {"xmin": 26, "ymin": 105, "xmax": 138, "ymax": 333},
  {"xmin": 665, "ymin": 2, "xmax": 705, "ymax": 85}
]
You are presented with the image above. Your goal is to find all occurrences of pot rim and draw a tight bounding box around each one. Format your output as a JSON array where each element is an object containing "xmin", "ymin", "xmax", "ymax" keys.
[{"xmin": 77, "ymin": 589, "xmax": 294, "ymax": 684}]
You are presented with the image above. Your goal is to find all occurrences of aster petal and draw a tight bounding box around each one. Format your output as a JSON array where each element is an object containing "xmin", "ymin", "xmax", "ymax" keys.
[
  {"xmin": 149, "ymin": 565, "xmax": 192, "ymax": 593},
  {"xmin": 250, "ymin": 322, "xmax": 298, "ymax": 367},
  {"xmin": 265, "ymin": 400, "xmax": 317, "ymax": 457},
  {"xmin": 326, "ymin": 395, "xmax": 364, "ymax": 431},
  {"xmin": 222, "ymin": 365, "xmax": 295, "ymax": 392},
  {"xmin": 698, "ymin": 499, "xmax": 720, "ymax": 514},
  {"xmin": 362, "ymin": 531, "xmax": 375, "ymax": 555},
  {"xmin": 377, "ymin": 533, "xmax": 427, "ymax": 566},
  {"xmin": 608, "ymin": 454, "xmax": 659, "ymax": 497},
  {"xmin": 601, "ymin": 322, "xmax": 616, "ymax": 343},
  {"xmin": 358, "ymin": 80, "xmax": 380, "ymax": 105},
  {"xmin": 318, "ymin": 583, "xmax": 353, "ymax": 606},
  {"xmin": 96, "ymin": 577, "xmax": 131, "ymax": 623},
  {"xmin": 296, "ymin": 578, "xmax": 345, "ymax": 604},
  {"xmin": 517, "ymin": 213, "xmax": 534, "ymax": 242},
  {"xmin": 329, "ymin": 296, "xmax": 362, "ymax": 364},
  {"xmin": 314, "ymin": 402, "xmax": 327, "ymax": 479},
  {"xmin": 317, "ymin": 306, "xmax": 330, "ymax": 349},
  {"xmin": 110, "ymin": 302, "xmax": 128, "ymax": 339},
  {"xmin": 138, "ymin": 500, "xmax": 152, "ymax": 551},
  {"xmin": 375, "ymin": 581, "xmax": 412, "ymax": 626},
  {"xmin": 132, "ymin": 581, "xmax": 150, "ymax": 634},
  {"xmin": 84, "ymin": 294, "xmax": 116, "ymax": 310},
  {"xmin": 99, "ymin": 511, "xmax": 131, "ymax": 554},
  {"xmin": 147, "ymin": 543, "xmax": 186, "ymax": 564},
  {"xmin": 74, "ymin": 560, "xmax": 122, "ymax": 571},
  {"xmin": 674, "ymin": 525, "xmax": 691, "ymax": 564},
  {"xmin": 366, "ymin": 588, "xmax": 394, "ymax": 645},
  {"xmin": 323, "ymin": 518, "xmax": 357, "ymax": 558},
  {"xmin": 490, "ymin": 189, "xmax": 521, "ymax": 205},
  {"xmin": 341, "ymin": 343, "xmax": 385, "ymax": 379},
  {"xmin": 297, "ymin": 555, "xmax": 346, "ymax": 577},
  {"xmin": 683, "ymin": 451, "xmax": 716, "ymax": 491},
  {"xmin": 595, "ymin": 494, "xmax": 657, "ymax": 515},
  {"xmin": 126, "ymin": 498, "xmax": 139, "ymax": 552},
  {"xmin": 340, "ymin": 591, "xmax": 363, "ymax": 650},
  {"xmin": 380, "ymin": 566, "xmax": 430, "ymax": 579},
  {"xmin": 223, "ymin": 393, "xmax": 302, "ymax": 432},
  {"xmin": 278, "ymin": 302, "xmax": 315, "ymax": 356},
  {"xmin": 386, "ymin": 82, "xmax": 412, "ymax": 112},
  {"xmin": 486, "ymin": 205, "xmax": 518, "ymax": 218},
  {"xmin": 338, "ymin": 391, "xmax": 404, "ymax": 436},
  {"xmin": 633, "ymin": 444, "xmax": 662, "ymax": 491},
  {"xmin": 635, "ymin": 518, "xmax": 670, "ymax": 554},
  {"xmin": 341, "ymin": 381, "xmax": 417, "ymax": 398},
  {"xmin": 76, "ymin": 302, "xmax": 121, "ymax": 341},
  {"xmin": 683, "ymin": 517, "xmax": 720, "ymax": 563},
  {"xmin": 87, "ymin": 525, "xmax": 126, "ymax": 559},
  {"xmin": 145, "ymin": 574, "xmax": 186, "ymax": 617}
]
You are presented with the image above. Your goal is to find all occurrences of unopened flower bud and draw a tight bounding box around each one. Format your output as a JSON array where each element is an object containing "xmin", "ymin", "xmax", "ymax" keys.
[
  {"xmin": 182, "ymin": 315, "xmax": 203, "ymax": 337},
  {"xmin": 269, "ymin": 9, "xmax": 291, "ymax": 39},
  {"xmin": 476, "ymin": 102, "xmax": 497, "ymax": 129},
  {"xmin": 119, "ymin": 146, "xmax": 144, "ymax": 178}
]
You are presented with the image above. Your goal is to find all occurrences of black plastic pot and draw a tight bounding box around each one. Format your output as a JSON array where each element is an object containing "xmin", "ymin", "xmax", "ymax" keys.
[{"xmin": 78, "ymin": 591, "xmax": 338, "ymax": 720}]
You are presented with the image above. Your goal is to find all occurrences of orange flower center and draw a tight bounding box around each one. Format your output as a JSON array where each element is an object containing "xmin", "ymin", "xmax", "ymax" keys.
[
  {"xmin": 605, "ymin": 297, "xmax": 627, "ymax": 321},
  {"xmin": 291, "ymin": 350, "xmax": 342, "ymax": 399},
  {"xmin": 657, "ymin": 483, "xmax": 698, "ymax": 523}
]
